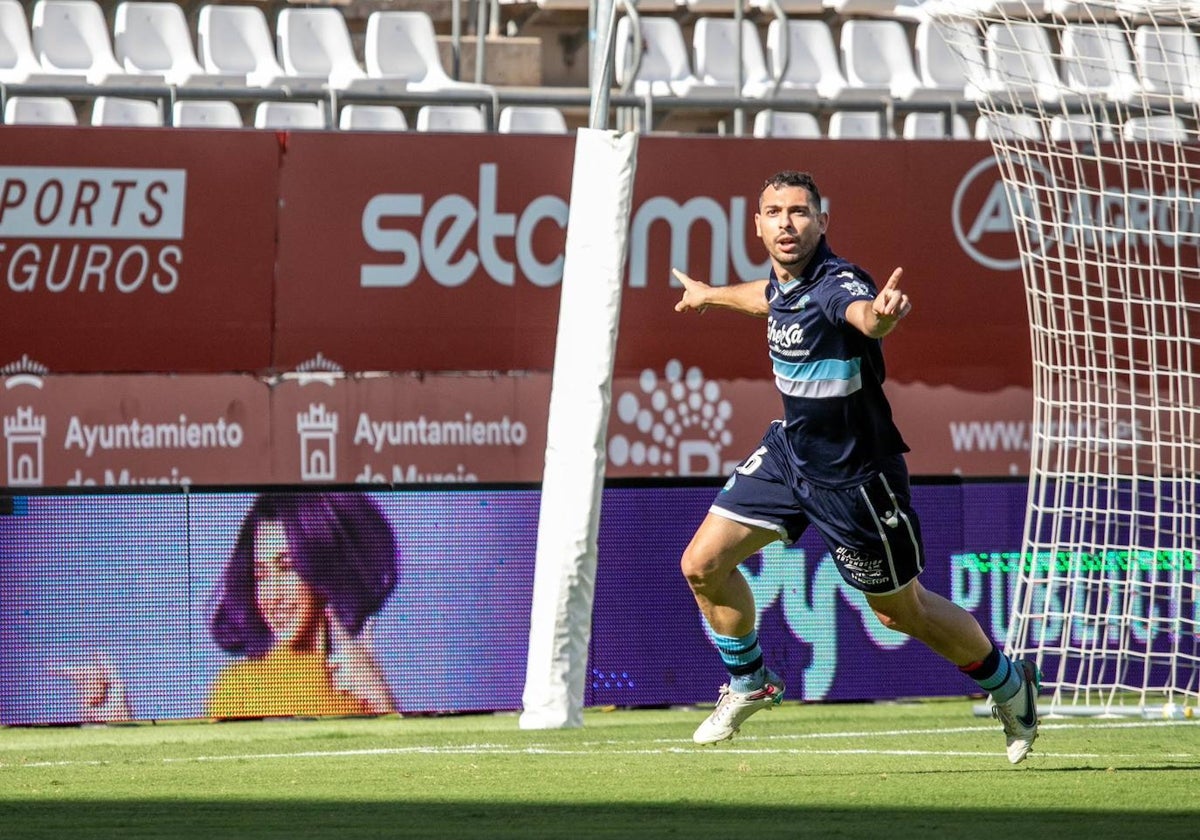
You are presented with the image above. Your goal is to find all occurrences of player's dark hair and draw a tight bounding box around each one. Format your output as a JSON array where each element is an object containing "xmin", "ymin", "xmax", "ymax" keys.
[{"xmin": 760, "ymin": 171, "xmax": 822, "ymax": 209}]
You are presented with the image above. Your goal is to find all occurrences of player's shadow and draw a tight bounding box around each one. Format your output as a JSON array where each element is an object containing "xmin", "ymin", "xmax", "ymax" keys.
[{"xmin": 1, "ymin": 800, "xmax": 1195, "ymax": 839}]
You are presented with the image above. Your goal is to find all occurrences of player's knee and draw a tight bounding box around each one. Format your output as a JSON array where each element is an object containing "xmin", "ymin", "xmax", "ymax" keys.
[{"xmin": 680, "ymin": 547, "xmax": 723, "ymax": 594}]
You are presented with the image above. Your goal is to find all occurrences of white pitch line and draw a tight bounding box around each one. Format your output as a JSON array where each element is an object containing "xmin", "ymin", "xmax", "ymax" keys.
[{"xmin": 1, "ymin": 719, "xmax": 1194, "ymax": 770}]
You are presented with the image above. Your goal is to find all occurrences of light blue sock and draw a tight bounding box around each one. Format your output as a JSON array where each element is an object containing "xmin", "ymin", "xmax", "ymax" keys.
[{"xmin": 712, "ymin": 630, "xmax": 765, "ymax": 692}]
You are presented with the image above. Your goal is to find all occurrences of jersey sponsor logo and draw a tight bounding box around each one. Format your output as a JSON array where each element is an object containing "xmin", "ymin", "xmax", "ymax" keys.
[
  {"xmin": 839, "ymin": 279, "xmax": 871, "ymax": 298},
  {"xmin": 766, "ymin": 317, "xmax": 804, "ymax": 349}
]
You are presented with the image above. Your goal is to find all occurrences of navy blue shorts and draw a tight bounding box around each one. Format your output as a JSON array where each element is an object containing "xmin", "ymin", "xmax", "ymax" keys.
[{"xmin": 709, "ymin": 422, "xmax": 925, "ymax": 595}]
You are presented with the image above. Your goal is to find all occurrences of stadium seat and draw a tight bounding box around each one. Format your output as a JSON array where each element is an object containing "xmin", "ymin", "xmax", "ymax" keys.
[
  {"xmin": 1049, "ymin": 112, "xmax": 1114, "ymax": 142},
  {"xmin": 3, "ymin": 94, "xmax": 77, "ymax": 124},
  {"xmin": 339, "ymin": 103, "xmax": 408, "ymax": 131},
  {"xmin": 32, "ymin": 0, "xmax": 164, "ymax": 85},
  {"xmin": 114, "ymin": 2, "xmax": 229, "ymax": 87},
  {"xmin": 828, "ymin": 110, "xmax": 891, "ymax": 139},
  {"xmin": 253, "ymin": 100, "xmax": 326, "ymax": 130},
  {"xmin": 749, "ymin": 0, "xmax": 824, "ymax": 14},
  {"xmin": 752, "ymin": 109, "xmax": 821, "ymax": 138},
  {"xmin": 901, "ymin": 111, "xmax": 971, "ymax": 139},
  {"xmin": 172, "ymin": 99, "xmax": 243, "ymax": 128},
  {"xmin": 90, "ymin": 95, "xmax": 163, "ymax": 126},
  {"xmin": 983, "ymin": 22, "xmax": 1071, "ymax": 105},
  {"xmin": 277, "ymin": 7, "xmax": 406, "ymax": 93},
  {"xmin": 615, "ymin": 14, "xmax": 731, "ymax": 98},
  {"xmin": 0, "ymin": 0, "xmax": 79, "ymax": 85},
  {"xmin": 364, "ymin": 11, "xmax": 493, "ymax": 95},
  {"xmin": 1132, "ymin": 25, "xmax": 1200, "ymax": 103},
  {"xmin": 497, "ymin": 105, "xmax": 568, "ymax": 134},
  {"xmin": 1122, "ymin": 114, "xmax": 1188, "ymax": 143},
  {"xmin": 764, "ymin": 19, "xmax": 850, "ymax": 104},
  {"xmin": 822, "ymin": 0, "xmax": 907, "ymax": 16},
  {"xmin": 416, "ymin": 104, "xmax": 488, "ymax": 133},
  {"xmin": 1044, "ymin": 0, "xmax": 1123, "ymax": 19},
  {"xmin": 197, "ymin": 4, "xmax": 324, "ymax": 90},
  {"xmin": 914, "ymin": 19, "xmax": 984, "ymax": 104},
  {"xmin": 839, "ymin": 19, "xmax": 921, "ymax": 102},
  {"xmin": 692, "ymin": 16, "xmax": 773, "ymax": 98},
  {"xmin": 1060, "ymin": 23, "xmax": 1141, "ymax": 102},
  {"xmin": 974, "ymin": 112, "xmax": 1042, "ymax": 140}
]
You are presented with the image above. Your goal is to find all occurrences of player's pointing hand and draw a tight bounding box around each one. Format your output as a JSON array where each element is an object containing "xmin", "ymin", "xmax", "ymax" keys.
[
  {"xmin": 673, "ymin": 267, "xmax": 710, "ymax": 314},
  {"xmin": 873, "ymin": 267, "xmax": 912, "ymax": 321}
]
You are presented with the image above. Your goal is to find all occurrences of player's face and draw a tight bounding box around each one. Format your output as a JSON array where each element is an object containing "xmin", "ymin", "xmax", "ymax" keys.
[
  {"xmin": 755, "ymin": 184, "xmax": 828, "ymax": 276},
  {"xmin": 254, "ymin": 520, "xmax": 321, "ymax": 649}
]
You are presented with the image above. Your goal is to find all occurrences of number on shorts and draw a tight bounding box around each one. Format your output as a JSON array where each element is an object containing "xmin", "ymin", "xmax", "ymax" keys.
[{"xmin": 735, "ymin": 446, "xmax": 768, "ymax": 476}]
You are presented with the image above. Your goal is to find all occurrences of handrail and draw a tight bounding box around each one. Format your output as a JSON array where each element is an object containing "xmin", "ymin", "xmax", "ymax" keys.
[
  {"xmin": 766, "ymin": 0, "xmax": 790, "ymax": 100},
  {"xmin": 619, "ymin": 0, "xmax": 643, "ymax": 97}
]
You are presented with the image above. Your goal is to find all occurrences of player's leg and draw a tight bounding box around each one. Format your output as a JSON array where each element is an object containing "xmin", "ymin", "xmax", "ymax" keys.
[
  {"xmin": 867, "ymin": 582, "xmax": 1041, "ymax": 764},
  {"xmin": 683, "ymin": 513, "xmax": 788, "ymax": 745},
  {"xmin": 685, "ymin": 426, "xmax": 802, "ymax": 745},
  {"xmin": 809, "ymin": 455, "xmax": 1040, "ymax": 763}
]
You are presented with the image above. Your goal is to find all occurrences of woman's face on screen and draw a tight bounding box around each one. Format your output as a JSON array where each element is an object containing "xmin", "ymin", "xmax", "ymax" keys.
[{"xmin": 253, "ymin": 520, "xmax": 320, "ymax": 649}]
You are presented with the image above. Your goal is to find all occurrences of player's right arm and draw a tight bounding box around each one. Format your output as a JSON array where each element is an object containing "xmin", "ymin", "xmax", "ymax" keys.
[{"xmin": 672, "ymin": 268, "xmax": 769, "ymax": 318}]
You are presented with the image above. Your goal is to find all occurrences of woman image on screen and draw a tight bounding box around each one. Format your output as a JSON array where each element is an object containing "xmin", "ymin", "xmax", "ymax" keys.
[{"xmin": 206, "ymin": 492, "xmax": 398, "ymax": 719}]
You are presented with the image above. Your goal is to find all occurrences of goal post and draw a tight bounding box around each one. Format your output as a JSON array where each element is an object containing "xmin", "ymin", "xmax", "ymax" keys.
[{"xmin": 928, "ymin": 0, "xmax": 1200, "ymax": 717}]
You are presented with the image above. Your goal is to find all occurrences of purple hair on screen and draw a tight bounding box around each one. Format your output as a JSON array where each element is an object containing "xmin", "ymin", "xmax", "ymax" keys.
[{"xmin": 210, "ymin": 492, "xmax": 398, "ymax": 658}]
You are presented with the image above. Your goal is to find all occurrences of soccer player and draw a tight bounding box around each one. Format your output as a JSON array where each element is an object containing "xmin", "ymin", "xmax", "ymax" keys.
[{"xmin": 672, "ymin": 170, "xmax": 1040, "ymax": 764}]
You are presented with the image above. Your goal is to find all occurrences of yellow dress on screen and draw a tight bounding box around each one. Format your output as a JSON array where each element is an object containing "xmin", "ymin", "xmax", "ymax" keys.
[{"xmin": 205, "ymin": 646, "xmax": 369, "ymax": 719}]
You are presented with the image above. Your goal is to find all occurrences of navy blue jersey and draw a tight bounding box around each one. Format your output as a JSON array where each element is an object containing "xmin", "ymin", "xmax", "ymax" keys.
[{"xmin": 765, "ymin": 237, "xmax": 909, "ymax": 488}]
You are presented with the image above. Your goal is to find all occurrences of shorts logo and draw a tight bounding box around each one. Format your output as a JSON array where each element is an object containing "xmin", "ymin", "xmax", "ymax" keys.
[{"xmin": 835, "ymin": 546, "xmax": 888, "ymax": 587}]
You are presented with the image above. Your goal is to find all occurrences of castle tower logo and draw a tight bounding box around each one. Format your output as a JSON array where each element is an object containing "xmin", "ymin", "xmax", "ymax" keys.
[
  {"xmin": 5, "ymin": 406, "xmax": 47, "ymax": 486},
  {"xmin": 297, "ymin": 403, "xmax": 339, "ymax": 481},
  {"xmin": 608, "ymin": 360, "xmax": 734, "ymax": 476}
]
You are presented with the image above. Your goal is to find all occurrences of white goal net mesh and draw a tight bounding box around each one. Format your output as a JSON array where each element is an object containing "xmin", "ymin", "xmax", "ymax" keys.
[{"xmin": 929, "ymin": 0, "xmax": 1200, "ymax": 716}]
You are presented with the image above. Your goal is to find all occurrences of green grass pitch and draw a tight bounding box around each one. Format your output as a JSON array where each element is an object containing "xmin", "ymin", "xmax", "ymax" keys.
[{"xmin": 2, "ymin": 699, "xmax": 1198, "ymax": 839}]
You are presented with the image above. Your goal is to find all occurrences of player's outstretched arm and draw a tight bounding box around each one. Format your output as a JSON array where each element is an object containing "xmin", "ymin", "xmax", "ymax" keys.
[
  {"xmin": 847, "ymin": 267, "xmax": 912, "ymax": 339},
  {"xmin": 672, "ymin": 268, "xmax": 770, "ymax": 318}
]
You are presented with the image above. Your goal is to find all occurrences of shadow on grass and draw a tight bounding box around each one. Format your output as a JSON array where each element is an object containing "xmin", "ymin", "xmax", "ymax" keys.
[{"xmin": 1, "ymin": 800, "xmax": 1196, "ymax": 840}]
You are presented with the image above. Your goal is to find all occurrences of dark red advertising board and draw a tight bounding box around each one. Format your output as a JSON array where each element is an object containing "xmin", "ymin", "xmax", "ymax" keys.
[
  {"xmin": 271, "ymin": 134, "xmax": 1031, "ymax": 391},
  {"xmin": 2, "ymin": 128, "xmax": 1037, "ymax": 485},
  {"xmin": 0, "ymin": 126, "xmax": 280, "ymax": 373}
]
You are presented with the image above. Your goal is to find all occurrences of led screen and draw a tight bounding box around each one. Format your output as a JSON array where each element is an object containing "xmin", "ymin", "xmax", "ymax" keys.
[{"xmin": 0, "ymin": 481, "xmax": 1028, "ymax": 724}]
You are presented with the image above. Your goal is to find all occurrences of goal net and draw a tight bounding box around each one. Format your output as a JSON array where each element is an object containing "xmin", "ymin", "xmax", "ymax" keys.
[{"xmin": 929, "ymin": 0, "xmax": 1200, "ymax": 717}]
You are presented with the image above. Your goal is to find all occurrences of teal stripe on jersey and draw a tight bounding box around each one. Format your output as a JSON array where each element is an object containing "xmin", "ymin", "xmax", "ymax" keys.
[{"xmin": 771, "ymin": 355, "xmax": 862, "ymax": 383}]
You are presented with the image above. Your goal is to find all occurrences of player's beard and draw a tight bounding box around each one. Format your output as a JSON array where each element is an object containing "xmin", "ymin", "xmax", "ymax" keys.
[{"xmin": 771, "ymin": 239, "xmax": 815, "ymax": 271}]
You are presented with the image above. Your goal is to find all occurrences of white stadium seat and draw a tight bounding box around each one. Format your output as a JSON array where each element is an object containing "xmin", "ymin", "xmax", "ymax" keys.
[
  {"xmin": 253, "ymin": 100, "xmax": 326, "ymax": 130},
  {"xmin": 197, "ymin": 4, "xmax": 323, "ymax": 90},
  {"xmin": 114, "ymin": 2, "xmax": 229, "ymax": 87},
  {"xmin": 0, "ymin": 0, "xmax": 79, "ymax": 85},
  {"xmin": 339, "ymin": 103, "xmax": 408, "ymax": 132},
  {"xmin": 752, "ymin": 109, "xmax": 821, "ymax": 138},
  {"xmin": 692, "ymin": 16, "xmax": 773, "ymax": 98},
  {"xmin": 416, "ymin": 104, "xmax": 487, "ymax": 133},
  {"xmin": 4, "ymin": 94, "xmax": 77, "ymax": 124},
  {"xmin": 765, "ymin": 19, "xmax": 849, "ymax": 104},
  {"xmin": 828, "ymin": 109, "xmax": 891, "ymax": 139},
  {"xmin": 839, "ymin": 19, "xmax": 921, "ymax": 102},
  {"xmin": 32, "ymin": 0, "xmax": 164, "ymax": 86},
  {"xmin": 365, "ymin": 11, "xmax": 492, "ymax": 95},
  {"xmin": 1060, "ymin": 23, "xmax": 1142, "ymax": 102},
  {"xmin": 497, "ymin": 105, "xmax": 567, "ymax": 134},
  {"xmin": 173, "ymin": 99, "xmax": 243, "ymax": 128},
  {"xmin": 901, "ymin": 111, "xmax": 971, "ymax": 139},
  {"xmin": 1133, "ymin": 25, "xmax": 1200, "ymax": 103},
  {"xmin": 615, "ymin": 15, "xmax": 731, "ymax": 98},
  {"xmin": 91, "ymin": 95, "xmax": 162, "ymax": 126}
]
